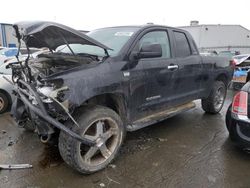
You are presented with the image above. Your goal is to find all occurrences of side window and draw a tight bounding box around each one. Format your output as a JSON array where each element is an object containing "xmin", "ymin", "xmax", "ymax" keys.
[
  {"xmin": 173, "ymin": 31, "xmax": 191, "ymax": 58},
  {"xmin": 138, "ymin": 31, "xmax": 171, "ymax": 58}
]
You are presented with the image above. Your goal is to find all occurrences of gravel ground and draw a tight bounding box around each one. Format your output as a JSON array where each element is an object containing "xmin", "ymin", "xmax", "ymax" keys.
[{"xmin": 1, "ymin": 90, "xmax": 250, "ymax": 188}]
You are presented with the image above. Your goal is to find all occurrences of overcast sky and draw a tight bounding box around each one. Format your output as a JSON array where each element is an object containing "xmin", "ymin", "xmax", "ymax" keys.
[{"xmin": 2, "ymin": 0, "xmax": 250, "ymax": 31}]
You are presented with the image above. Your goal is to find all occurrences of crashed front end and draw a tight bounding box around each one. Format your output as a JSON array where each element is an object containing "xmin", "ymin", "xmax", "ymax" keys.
[{"xmin": 9, "ymin": 21, "xmax": 110, "ymax": 145}]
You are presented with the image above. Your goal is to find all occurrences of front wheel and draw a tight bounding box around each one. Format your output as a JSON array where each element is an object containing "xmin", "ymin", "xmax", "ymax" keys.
[
  {"xmin": 202, "ymin": 81, "xmax": 226, "ymax": 114},
  {"xmin": 59, "ymin": 105, "xmax": 125, "ymax": 174}
]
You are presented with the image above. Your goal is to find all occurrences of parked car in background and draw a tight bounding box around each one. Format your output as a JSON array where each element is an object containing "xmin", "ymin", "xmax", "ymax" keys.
[
  {"xmin": 0, "ymin": 48, "xmax": 19, "ymax": 57},
  {"xmin": 0, "ymin": 62, "xmax": 14, "ymax": 114},
  {"xmin": 226, "ymin": 81, "xmax": 250, "ymax": 149},
  {"xmin": 218, "ymin": 51, "xmax": 240, "ymax": 59},
  {"xmin": 0, "ymin": 48, "xmax": 18, "ymax": 67},
  {"xmin": 231, "ymin": 54, "xmax": 250, "ymax": 90},
  {"xmin": 0, "ymin": 48, "xmax": 46, "ymax": 114},
  {"xmin": 0, "ymin": 48, "xmax": 40, "ymax": 66}
]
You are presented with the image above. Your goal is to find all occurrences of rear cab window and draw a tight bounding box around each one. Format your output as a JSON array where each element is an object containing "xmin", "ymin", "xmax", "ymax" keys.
[{"xmin": 173, "ymin": 31, "xmax": 191, "ymax": 58}]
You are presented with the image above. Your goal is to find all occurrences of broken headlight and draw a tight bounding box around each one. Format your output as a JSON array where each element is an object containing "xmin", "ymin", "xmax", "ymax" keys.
[{"xmin": 37, "ymin": 79, "xmax": 67, "ymax": 103}]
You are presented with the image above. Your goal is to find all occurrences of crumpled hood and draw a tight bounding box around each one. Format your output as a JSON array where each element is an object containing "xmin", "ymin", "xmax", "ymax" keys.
[{"xmin": 13, "ymin": 21, "xmax": 111, "ymax": 51}]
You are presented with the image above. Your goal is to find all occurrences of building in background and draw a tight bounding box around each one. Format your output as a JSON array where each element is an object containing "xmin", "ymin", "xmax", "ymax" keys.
[
  {"xmin": 180, "ymin": 21, "xmax": 250, "ymax": 54},
  {"xmin": 0, "ymin": 23, "xmax": 18, "ymax": 48}
]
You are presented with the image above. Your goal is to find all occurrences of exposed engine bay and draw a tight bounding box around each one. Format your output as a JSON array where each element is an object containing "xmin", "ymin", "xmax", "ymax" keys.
[
  {"xmin": 9, "ymin": 21, "xmax": 111, "ymax": 145},
  {"xmin": 9, "ymin": 52, "xmax": 99, "ymax": 143},
  {"xmin": 29, "ymin": 53, "xmax": 99, "ymax": 78}
]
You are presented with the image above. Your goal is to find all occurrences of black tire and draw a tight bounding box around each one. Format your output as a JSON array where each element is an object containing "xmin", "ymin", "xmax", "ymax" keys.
[
  {"xmin": 201, "ymin": 81, "xmax": 226, "ymax": 114},
  {"xmin": 0, "ymin": 92, "xmax": 9, "ymax": 114},
  {"xmin": 58, "ymin": 105, "xmax": 125, "ymax": 174},
  {"xmin": 225, "ymin": 104, "xmax": 250, "ymax": 149}
]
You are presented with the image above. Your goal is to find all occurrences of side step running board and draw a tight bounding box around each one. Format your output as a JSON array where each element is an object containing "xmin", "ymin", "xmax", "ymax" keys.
[{"xmin": 127, "ymin": 102, "xmax": 196, "ymax": 131}]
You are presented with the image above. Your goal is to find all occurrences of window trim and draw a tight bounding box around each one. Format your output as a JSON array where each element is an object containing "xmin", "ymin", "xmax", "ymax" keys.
[
  {"xmin": 130, "ymin": 29, "xmax": 173, "ymax": 60},
  {"xmin": 173, "ymin": 30, "xmax": 192, "ymax": 58}
]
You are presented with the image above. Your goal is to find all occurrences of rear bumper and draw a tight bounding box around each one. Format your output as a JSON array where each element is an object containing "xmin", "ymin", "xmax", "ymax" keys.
[
  {"xmin": 231, "ymin": 113, "xmax": 250, "ymax": 124},
  {"xmin": 15, "ymin": 80, "xmax": 95, "ymax": 146},
  {"xmin": 231, "ymin": 113, "xmax": 250, "ymax": 143}
]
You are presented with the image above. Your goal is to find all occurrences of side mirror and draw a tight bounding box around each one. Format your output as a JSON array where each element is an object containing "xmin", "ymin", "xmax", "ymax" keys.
[{"xmin": 138, "ymin": 43, "xmax": 162, "ymax": 59}]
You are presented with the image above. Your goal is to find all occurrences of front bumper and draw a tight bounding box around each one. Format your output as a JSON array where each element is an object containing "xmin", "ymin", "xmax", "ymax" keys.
[{"xmin": 14, "ymin": 79, "xmax": 95, "ymax": 146}]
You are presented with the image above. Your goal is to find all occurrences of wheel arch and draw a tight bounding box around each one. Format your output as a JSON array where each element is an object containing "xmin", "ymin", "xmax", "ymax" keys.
[
  {"xmin": 82, "ymin": 93, "xmax": 128, "ymax": 124},
  {"xmin": 215, "ymin": 73, "xmax": 229, "ymax": 87}
]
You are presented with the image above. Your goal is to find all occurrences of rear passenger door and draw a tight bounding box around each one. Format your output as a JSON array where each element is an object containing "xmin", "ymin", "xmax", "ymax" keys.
[{"xmin": 169, "ymin": 30, "xmax": 202, "ymax": 105}]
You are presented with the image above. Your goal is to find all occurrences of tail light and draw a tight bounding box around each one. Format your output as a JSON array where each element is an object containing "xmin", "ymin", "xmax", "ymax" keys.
[{"xmin": 232, "ymin": 91, "xmax": 248, "ymax": 115}]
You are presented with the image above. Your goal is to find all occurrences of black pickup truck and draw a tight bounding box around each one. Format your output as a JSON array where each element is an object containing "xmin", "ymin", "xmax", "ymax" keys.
[{"xmin": 9, "ymin": 21, "xmax": 233, "ymax": 174}]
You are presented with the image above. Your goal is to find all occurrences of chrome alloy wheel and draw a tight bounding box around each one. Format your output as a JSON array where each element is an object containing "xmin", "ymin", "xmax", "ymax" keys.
[{"xmin": 79, "ymin": 119, "xmax": 120, "ymax": 166}]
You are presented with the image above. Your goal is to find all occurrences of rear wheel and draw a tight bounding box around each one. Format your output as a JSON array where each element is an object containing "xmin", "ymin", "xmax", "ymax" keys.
[
  {"xmin": 59, "ymin": 105, "xmax": 125, "ymax": 174},
  {"xmin": 0, "ymin": 92, "xmax": 9, "ymax": 114},
  {"xmin": 202, "ymin": 81, "xmax": 226, "ymax": 114}
]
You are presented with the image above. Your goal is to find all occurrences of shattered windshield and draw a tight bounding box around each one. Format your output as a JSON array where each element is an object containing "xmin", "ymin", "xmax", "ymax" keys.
[{"xmin": 57, "ymin": 27, "xmax": 139, "ymax": 57}]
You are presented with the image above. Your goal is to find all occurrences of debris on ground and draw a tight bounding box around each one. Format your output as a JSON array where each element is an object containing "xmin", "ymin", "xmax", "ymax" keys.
[
  {"xmin": 99, "ymin": 183, "xmax": 105, "ymax": 187},
  {"xmin": 0, "ymin": 164, "xmax": 33, "ymax": 170},
  {"xmin": 157, "ymin": 138, "xmax": 168, "ymax": 142},
  {"xmin": 109, "ymin": 164, "xmax": 116, "ymax": 169},
  {"xmin": 207, "ymin": 175, "xmax": 216, "ymax": 183},
  {"xmin": 152, "ymin": 162, "xmax": 159, "ymax": 167},
  {"xmin": 7, "ymin": 141, "xmax": 14, "ymax": 146},
  {"xmin": 1, "ymin": 130, "xmax": 7, "ymax": 134}
]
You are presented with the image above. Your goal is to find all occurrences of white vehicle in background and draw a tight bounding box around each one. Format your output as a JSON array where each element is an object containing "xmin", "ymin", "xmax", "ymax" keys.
[
  {"xmin": 0, "ymin": 48, "xmax": 40, "ymax": 66},
  {"xmin": 0, "ymin": 48, "xmax": 47, "ymax": 113},
  {"xmin": 0, "ymin": 48, "xmax": 19, "ymax": 67},
  {"xmin": 0, "ymin": 62, "xmax": 14, "ymax": 113}
]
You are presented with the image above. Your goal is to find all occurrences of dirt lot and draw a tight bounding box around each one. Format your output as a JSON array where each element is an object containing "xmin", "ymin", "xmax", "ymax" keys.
[{"xmin": 1, "ymin": 90, "xmax": 250, "ymax": 188}]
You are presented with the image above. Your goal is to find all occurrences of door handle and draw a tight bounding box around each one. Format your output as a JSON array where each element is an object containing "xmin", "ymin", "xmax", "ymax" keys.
[{"xmin": 167, "ymin": 65, "xmax": 179, "ymax": 70}]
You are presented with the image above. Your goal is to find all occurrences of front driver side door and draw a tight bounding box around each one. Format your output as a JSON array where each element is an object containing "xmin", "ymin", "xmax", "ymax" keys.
[{"xmin": 129, "ymin": 30, "xmax": 178, "ymax": 121}]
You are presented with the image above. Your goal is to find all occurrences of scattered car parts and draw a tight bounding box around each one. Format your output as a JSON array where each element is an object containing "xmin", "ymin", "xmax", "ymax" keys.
[{"xmin": 0, "ymin": 164, "xmax": 32, "ymax": 170}]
